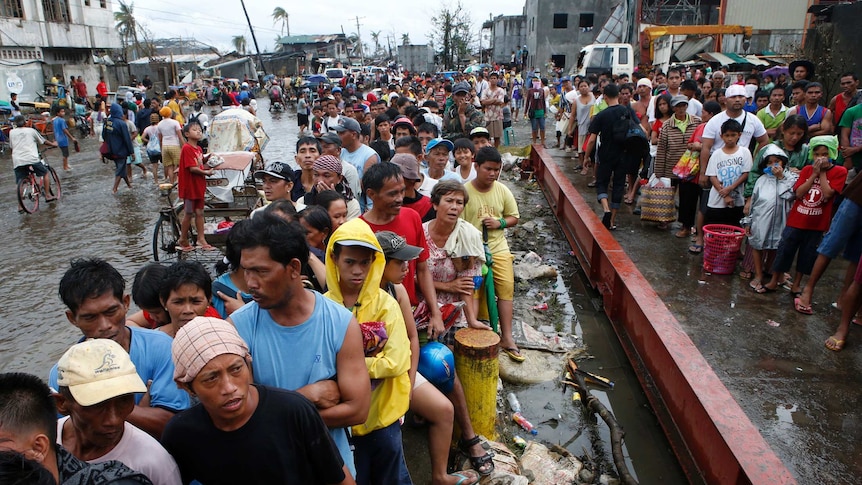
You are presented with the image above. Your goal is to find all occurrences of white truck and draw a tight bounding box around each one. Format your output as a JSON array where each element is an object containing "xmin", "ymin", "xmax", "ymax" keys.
[{"xmin": 575, "ymin": 43, "xmax": 634, "ymax": 77}]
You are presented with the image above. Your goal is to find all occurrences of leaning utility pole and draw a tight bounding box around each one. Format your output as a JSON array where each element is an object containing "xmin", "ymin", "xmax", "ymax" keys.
[
  {"xmin": 352, "ymin": 16, "xmax": 365, "ymax": 65},
  {"xmin": 239, "ymin": 0, "xmax": 268, "ymax": 75}
]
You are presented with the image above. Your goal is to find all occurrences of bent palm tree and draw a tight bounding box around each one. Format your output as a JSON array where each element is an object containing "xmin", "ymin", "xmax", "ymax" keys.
[
  {"xmin": 114, "ymin": 0, "xmax": 141, "ymax": 60},
  {"xmin": 272, "ymin": 7, "xmax": 290, "ymax": 36},
  {"xmin": 232, "ymin": 35, "xmax": 247, "ymax": 55}
]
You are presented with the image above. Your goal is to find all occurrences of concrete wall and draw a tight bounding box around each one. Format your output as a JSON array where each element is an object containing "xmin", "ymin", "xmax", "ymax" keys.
[
  {"xmin": 724, "ymin": 0, "xmax": 809, "ymax": 31},
  {"xmin": 2, "ymin": 0, "xmax": 122, "ymax": 49},
  {"xmin": 524, "ymin": 0, "xmax": 614, "ymax": 74},
  {"xmin": 490, "ymin": 15, "xmax": 526, "ymax": 65},
  {"xmin": 398, "ymin": 44, "xmax": 434, "ymax": 74}
]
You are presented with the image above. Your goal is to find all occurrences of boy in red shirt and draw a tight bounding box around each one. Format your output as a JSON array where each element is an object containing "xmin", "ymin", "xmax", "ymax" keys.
[
  {"xmin": 177, "ymin": 121, "xmax": 215, "ymax": 251},
  {"xmin": 761, "ymin": 136, "xmax": 847, "ymax": 305}
]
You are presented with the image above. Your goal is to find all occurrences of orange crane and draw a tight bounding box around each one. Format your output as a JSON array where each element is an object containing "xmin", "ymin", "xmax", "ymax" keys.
[{"xmin": 640, "ymin": 25, "xmax": 754, "ymax": 65}]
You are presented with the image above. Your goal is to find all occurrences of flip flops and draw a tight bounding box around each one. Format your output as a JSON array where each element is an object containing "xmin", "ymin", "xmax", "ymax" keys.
[
  {"xmin": 198, "ymin": 244, "xmax": 218, "ymax": 251},
  {"xmin": 825, "ymin": 336, "xmax": 845, "ymax": 352},
  {"xmin": 502, "ymin": 347, "xmax": 526, "ymax": 363},
  {"xmin": 794, "ymin": 297, "xmax": 814, "ymax": 315},
  {"xmin": 688, "ymin": 244, "xmax": 703, "ymax": 254},
  {"xmin": 449, "ymin": 470, "xmax": 480, "ymax": 485},
  {"xmin": 176, "ymin": 245, "xmax": 194, "ymax": 252}
]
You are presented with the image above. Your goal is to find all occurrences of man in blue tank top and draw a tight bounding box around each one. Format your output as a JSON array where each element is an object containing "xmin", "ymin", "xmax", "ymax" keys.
[{"xmin": 227, "ymin": 214, "xmax": 371, "ymax": 477}]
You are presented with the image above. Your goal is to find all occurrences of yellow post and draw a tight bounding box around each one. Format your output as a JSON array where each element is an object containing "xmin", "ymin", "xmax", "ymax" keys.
[{"xmin": 453, "ymin": 328, "xmax": 500, "ymax": 440}]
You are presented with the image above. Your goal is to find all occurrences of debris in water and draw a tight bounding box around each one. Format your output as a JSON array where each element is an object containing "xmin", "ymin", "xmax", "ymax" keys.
[
  {"xmin": 796, "ymin": 367, "xmax": 803, "ymax": 372},
  {"xmin": 532, "ymin": 303, "xmax": 548, "ymax": 311},
  {"xmin": 512, "ymin": 436, "xmax": 527, "ymax": 448},
  {"xmin": 766, "ymin": 319, "xmax": 781, "ymax": 327},
  {"xmin": 698, "ymin": 280, "xmax": 706, "ymax": 284}
]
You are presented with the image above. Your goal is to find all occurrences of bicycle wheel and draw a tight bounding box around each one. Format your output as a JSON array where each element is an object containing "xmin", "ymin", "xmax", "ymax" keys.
[
  {"xmin": 152, "ymin": 214, "xmax": 180, "ymax": 262},
  {"xmin": 45, "ymin": 166, "xmax": 61, "ymax": 201},
  {"xmin": 17, "ymin": 177, "xmax": 39, "ymax": 213}
]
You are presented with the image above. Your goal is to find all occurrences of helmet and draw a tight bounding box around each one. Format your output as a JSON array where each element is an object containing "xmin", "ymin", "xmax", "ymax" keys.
[{"xmin": 418, "ymin": 342, "xmax": 455, "ymax": 394}]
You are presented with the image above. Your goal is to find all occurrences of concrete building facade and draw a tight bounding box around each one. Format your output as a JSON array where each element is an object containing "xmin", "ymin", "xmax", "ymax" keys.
[
  {"xmin": 490, "ymin": 14, "xmax": 527, "ymax": 65},
  {"xmin": 0, "ymin": 0, "xmax": 121, "ymax": 102},
  {"xmin": 523, "ymin": 0, "xmax": 614, "ymax": 74},
  {"xmin": 397, "ymin": 44, "xmax": 434, "ymax": 74}
]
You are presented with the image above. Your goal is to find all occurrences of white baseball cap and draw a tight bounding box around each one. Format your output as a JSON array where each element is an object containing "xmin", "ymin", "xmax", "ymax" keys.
[{"xmin": 57, "ymin": 339, "xmax": 146, "ymax": 407}]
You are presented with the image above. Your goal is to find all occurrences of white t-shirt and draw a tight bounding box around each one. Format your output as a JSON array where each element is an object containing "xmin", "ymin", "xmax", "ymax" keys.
[
  {"xmin": 156, "ymin": 118, "xmax": 183, "ymax": 147},
  {"xmin": 9, "ymin": 127, "xmax": 45, "ymax": 168},
  {"xmin": 452, "ymin": 164, "xmax": 477, "ymax": 184},
  {"xmin": 323, "ymin": 115, "xmax": 342, "ymax": 134},
  {"xmin": 687, "ymin": 98, "xmax": 703, "ymax": 118},
  {"xmin": 705, "ymin": 146, "xmax": 752, "ymax": 209},
  {"xmin": 57, "ymin": 416, "xmax": 182, "ymax": 485},
  {"xmin": 702, "ymin": 110, "xmax": 766, "ymax": 155},
  {"xmin": 418, "ymin": 169, "xmax": 460, "ymax": 197}
]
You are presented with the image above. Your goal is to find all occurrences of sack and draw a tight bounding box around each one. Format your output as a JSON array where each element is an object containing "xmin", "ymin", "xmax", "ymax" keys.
[
  {"xmin": 146, "ymin": 132, "xmax": 161, "ymax": 155},
  {"xmin": 640, "ymin": 184, "xmax": 676, "ymax": 223},
  {"xmin": 672, "ymin": 149, "xmax": 700, "ymax": 181},
  {"xmin": 99, "ymin": 141, "xmax": 112, "ymax": 158}
]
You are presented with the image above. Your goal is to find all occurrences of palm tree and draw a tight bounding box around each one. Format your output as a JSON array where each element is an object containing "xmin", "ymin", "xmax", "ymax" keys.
[
  {"xmin": 370, "ymin": 30, "xmax": 381, "ymax": 57},
  {"xmin": 232, "ymin": 35, "xmax": 247, "ymax": 55},
  {"xmin": 114, "ymin": 0, "xmax": 141, "ymax": 60},
  {"xmin": 272, "ymin": 7, "xmax": 290, "ymax": 36},
  {"xmin": 401, "ymin": 33, "xmax": 411, "ymax": 46}
]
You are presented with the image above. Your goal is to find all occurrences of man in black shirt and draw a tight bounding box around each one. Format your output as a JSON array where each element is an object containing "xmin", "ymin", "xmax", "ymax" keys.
[
  {"xmin": 585, "ymin": 84, "xmax": 641, "ymax": 230},
  {"xmin": 163, "ymin": 316, "xmax": 352, "ymax": 485}
]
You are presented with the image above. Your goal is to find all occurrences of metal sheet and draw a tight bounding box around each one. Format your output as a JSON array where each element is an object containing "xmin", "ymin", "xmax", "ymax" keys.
[
  {"xmin": 698, "ymin": 52, "xmax": 737, "ymax": 66},
  {"xmin": 744, "ymin": 55, "xmax": 770, "ymax": 66},
  {"xmin": 527, "ymin": 146, "xmax": 797, "ymax": 485},
  {"xmin": 673, "ymin": 36, "xmax": 714, "ymax": 62}
]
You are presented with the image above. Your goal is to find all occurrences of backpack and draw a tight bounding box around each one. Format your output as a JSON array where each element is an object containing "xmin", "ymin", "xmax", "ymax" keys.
[{"xmin": 611, "ymin": 108, "xmax": 649, "ymax": 153}]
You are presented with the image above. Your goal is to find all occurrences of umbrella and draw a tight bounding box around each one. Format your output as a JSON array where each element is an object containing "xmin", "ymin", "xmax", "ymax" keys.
[
  {"xmin": 763, "ymin": 66, "xmax": 788, "ymax": 78},
  {"xmin": 306, "ymin": 74, "xmax": 327, "ymax": 84},
  {"xmin": 482, "ymin": 226, "xmax": 499, "ymax": 333}
]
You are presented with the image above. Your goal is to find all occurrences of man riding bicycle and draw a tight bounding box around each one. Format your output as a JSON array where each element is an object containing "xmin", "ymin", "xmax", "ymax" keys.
[{"xmin": 10, "ymin": 115, "xmax": 57, "ymax": 212}]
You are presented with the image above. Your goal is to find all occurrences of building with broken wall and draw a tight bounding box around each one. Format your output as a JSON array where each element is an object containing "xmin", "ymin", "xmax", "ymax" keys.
[{"xmin": 0, "ymin": 0, "xmax": 121, "ymax": 102}]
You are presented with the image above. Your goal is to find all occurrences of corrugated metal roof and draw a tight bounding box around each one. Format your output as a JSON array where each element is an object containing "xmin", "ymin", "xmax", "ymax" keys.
[
  {"xmin": 744, "ymin": 55, "xmax": 770, "ymax": 66},
  {"xmin": 129, "ymin": 53, "xmax": 219, "ymax": 65},
  {"xmin": 277, "ymin": 34, "xmax": 345, "ymax": 45},
  {"xmin": 698, "ymin": 52, "xmax": 737, "ymax": 66},
  {"xmin": 724, "ymin": 0, "xmax": 809, "ymax": 30},
  {"xmin": 673, "ymin": 37, "xmax": 714, "ymax": 62}
]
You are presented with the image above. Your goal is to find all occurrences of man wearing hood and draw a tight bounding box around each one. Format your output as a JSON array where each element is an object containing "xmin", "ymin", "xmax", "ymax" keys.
[
  {"xmin": 103, "ymin": 103, "xmax": 135, "ymax": 193},
  {"xmin": 324, "ymin": 218, "xmax": 412, "ymax": 485}
]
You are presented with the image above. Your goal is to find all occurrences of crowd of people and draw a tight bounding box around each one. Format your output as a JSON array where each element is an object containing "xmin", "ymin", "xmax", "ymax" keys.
[{"xmin": 5, "ymin": 57, "xmax": 862, "ymax": 483}]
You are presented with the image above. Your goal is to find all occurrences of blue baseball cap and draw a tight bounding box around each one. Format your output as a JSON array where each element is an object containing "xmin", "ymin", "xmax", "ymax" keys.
[{"xmin": 425, "ymin": 138, "xmax": 454, "ymax": 154}]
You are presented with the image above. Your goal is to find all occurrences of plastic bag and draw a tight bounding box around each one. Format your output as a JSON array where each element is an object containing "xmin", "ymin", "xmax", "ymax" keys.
[{"xmin": 672, "ymin": 149, "xmax": 700, "ymax": 181}]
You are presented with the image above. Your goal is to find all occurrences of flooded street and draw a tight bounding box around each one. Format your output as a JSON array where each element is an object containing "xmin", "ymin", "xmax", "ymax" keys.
[{"xmin": 0, "ymin": 103, "xmax": 300, "ymax": 376}]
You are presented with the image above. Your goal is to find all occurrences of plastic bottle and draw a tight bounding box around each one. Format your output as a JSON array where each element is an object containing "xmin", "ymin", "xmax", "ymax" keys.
[
  {"xmin": 512, "ymin": 412, "xmax": 538, "ymax": 435},
  {"xmin": 512, "ymin": 436, "xmax": 527, "ymax": 448},
  {"xmin": 506, "ymin": 392, "xmax": 521, "ymax": 413}
]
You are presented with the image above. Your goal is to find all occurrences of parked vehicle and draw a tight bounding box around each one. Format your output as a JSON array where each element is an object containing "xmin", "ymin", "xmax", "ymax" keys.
[{"xmin": 575, "ymin": 43, "xmax": 634, "ymax": 78}]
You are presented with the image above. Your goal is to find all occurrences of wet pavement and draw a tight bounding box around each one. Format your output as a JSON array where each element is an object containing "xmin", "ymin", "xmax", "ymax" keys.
[{"xmin": 543, "ymin": 141, "xmax": 862, "ymax": 484}]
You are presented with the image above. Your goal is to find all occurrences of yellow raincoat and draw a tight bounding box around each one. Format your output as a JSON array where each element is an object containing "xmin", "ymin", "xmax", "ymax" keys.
[{"xmin": 324, "ymin": 218, "xmax": 411, "ymax": 437}]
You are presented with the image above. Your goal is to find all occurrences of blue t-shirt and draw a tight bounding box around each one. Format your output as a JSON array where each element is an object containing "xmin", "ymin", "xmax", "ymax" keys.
[
  {"xmin": 49, "ymin": 327, "xmax": 190, "ymax": 412},
  {"xmin": 53, "ymin": 117, "xmax": 69, "ymax": 147},
  {"xmin": 231, "ymin": 291, "xmax": 356, "ymax": 476},
  {"xmin": 210, "ymin": 272, "xmax": 252, "ymax": 319}
]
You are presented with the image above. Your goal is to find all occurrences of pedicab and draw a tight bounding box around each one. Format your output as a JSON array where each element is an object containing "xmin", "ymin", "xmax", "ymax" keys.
[{"xmin": 152, "ymin": 108, "xmax": 269, "ymax": 263}]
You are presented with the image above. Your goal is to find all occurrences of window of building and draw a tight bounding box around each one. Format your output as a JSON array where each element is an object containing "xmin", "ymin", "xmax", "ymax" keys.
[
  {"xmin": 42, "ymin": 0, "xmax": 70, "ymax": 22},
  {"xmin": 84, "ymin": 0, "xmax": 90, "ymax": 6},
  {"xmin": 530, "ymin": 17, "xmax": 534, "ymax": 33},
  {"xmin": 0, "ymin": 0, "xmax": 24, "ymax": 18},
  {"xmin": 551, "ymin": 54, "xmax": 566, "ymax": 70},
  {"xmin": 579, "ymin": 13, "xmax": 594, "ymax": 32},
  {"xmin": 553, "ymin": 14, "xmax": 568, "ymax": 29},
  {"xmin": 100, "ymin": 0, "xmax": 106, "ymax": 7}
]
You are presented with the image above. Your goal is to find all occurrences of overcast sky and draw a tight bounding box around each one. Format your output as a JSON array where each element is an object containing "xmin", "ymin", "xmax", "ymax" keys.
[{"xmin": 125, "ymin": 0, "xmax": 526, "ymax": 54}]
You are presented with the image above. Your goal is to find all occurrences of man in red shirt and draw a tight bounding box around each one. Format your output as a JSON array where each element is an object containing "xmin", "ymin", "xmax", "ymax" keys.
[
  {"xmin": 828, "ymin": 72, "xmax": 860, "ymax": 126},
  {"xmin": 360, "ymin": 161, "xmax": 445, "ymax": 337},
  {"xmin": 74, "ymin": 76, "xmax": 88, "ymax": 104},
  {"xmin": 96, "ymin": 76, "xmax": 108, "ymax": 98}
]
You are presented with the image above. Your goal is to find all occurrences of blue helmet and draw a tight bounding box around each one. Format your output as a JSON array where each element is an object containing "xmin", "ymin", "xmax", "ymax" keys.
[{"xmin": 418, "ymin": 342, "xmax": 455, "ymax": 394}]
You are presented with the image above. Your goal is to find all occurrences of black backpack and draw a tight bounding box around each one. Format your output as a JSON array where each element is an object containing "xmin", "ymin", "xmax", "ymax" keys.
[{"xmin": 611, "ymin": 106, "xmax": 644, "ymax": 146}]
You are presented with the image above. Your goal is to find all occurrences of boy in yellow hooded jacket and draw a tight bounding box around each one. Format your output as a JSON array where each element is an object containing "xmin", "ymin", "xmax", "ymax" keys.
[{"xmin": 324, "ymin": 218, "xmax": 412, "ymax": 485}]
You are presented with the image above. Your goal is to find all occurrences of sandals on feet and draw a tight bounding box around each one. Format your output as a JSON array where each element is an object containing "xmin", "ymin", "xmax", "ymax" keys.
[
  {"xmin": 688, "ymin": 244, "xmax": 703, "ymax": 254},
  {"xmin": 825, "ymin": 336, "xmax": 845, "ymax": 352},
  {"xmin": 794, "ymin": 297, "xmax": 814, "ymax": 315},
  {"xmin": 459, "ymin": 436, "xmax": 495, "ymax": 476},
  {"xmin": 502, "ymin": 347, "xmax": 526, "ymax": 362},
  {"xmin": 448, "ymin": 470, "xmax": 480, "ymax": 485}
]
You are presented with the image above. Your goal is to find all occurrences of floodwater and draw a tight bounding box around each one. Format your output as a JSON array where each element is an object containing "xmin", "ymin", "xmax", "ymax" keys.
[
  {"xmin": 0, "ymin": 102, "xmax": 687, "ymax": 482},
  {"xmin": 0, "ymin": 102, "xmax": 302, "ymax": 376},
  {"xmin": 551, "ymin": 150, "xmax": 862, "ymax": 484}
]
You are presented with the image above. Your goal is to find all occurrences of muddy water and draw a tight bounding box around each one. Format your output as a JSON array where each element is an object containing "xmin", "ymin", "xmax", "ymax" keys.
[{"xmin": 0, "ymin": 103, "xmax": 297, "ymax": 375}]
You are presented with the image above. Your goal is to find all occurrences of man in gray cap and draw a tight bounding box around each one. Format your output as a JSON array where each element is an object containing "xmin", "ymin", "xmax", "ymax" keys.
[{"xmin": 443, "ymin": 81, "xmax": 484, "ymax": 141}]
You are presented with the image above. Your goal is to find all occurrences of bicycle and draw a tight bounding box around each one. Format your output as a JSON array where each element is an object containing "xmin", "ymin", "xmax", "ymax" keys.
[
  {"xmin": 152, "ymin": 182, "xmax": 186, "ymax": 262},
  {"xmin": 17, "ymin": 149, "xmax": 61, "ymax": 214}
]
